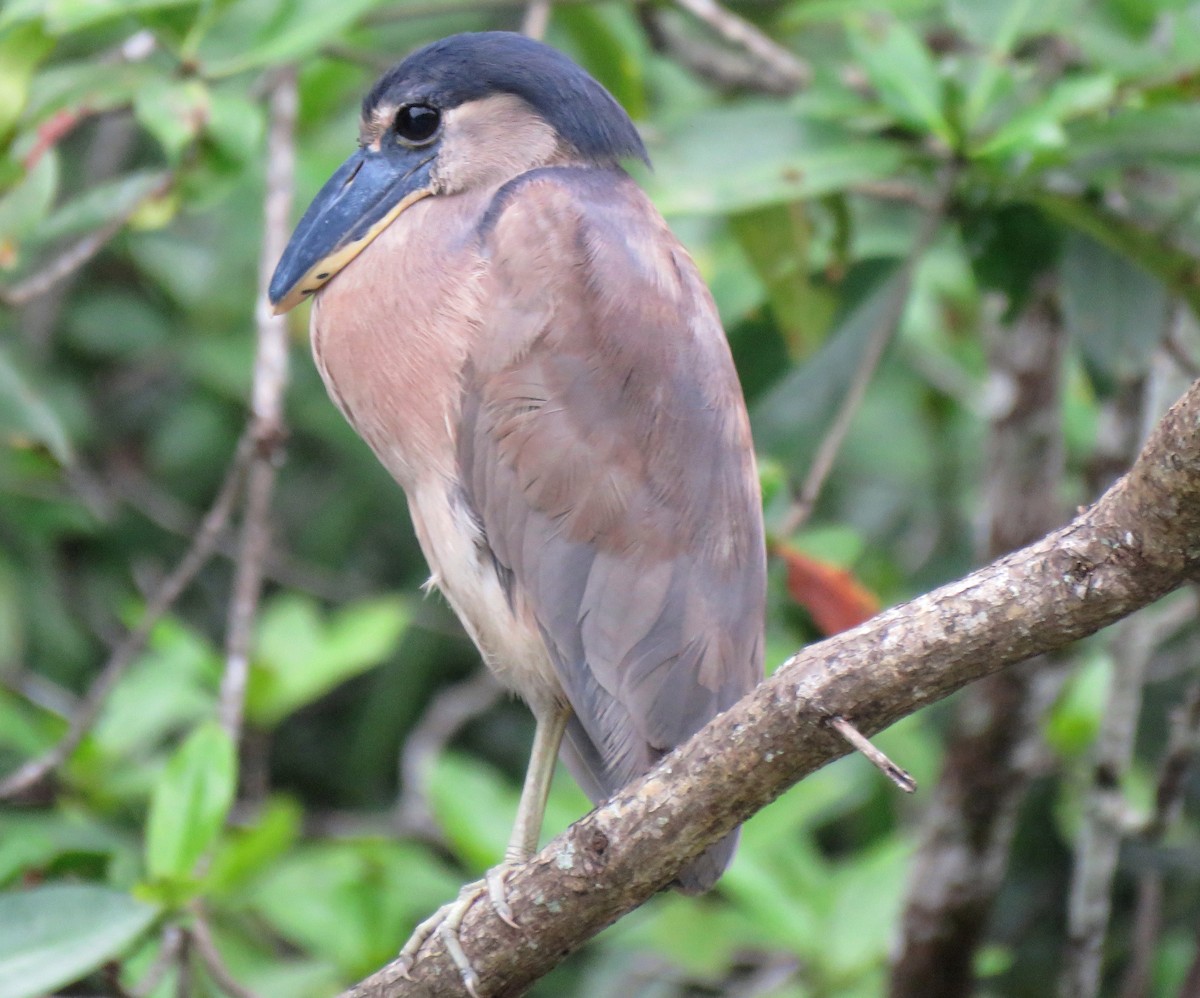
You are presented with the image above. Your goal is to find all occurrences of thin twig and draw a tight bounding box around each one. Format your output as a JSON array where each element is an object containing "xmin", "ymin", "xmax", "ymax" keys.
[
  {"xmin": 670, "ymin": 0, "xmax": 810, "ymax": 91},
  {"xmin": 850, "ymin": 179, "xmax": 941, "ymax": 210},
  {"xmin": 219, "ymin": 68, "xmax": 297, "ymax": 743},
  {"xmin": 394, "ymin": 670, "xmax": 505, "ymax": 840},
  {"xmin": 175, "ymin": 925, "xmax": 192, "ymax": 998},
  {"xmin": 1, "ymin": 670, "xmax": 79, "ymax": 718},
  {"xmin": 1164, "ymin": 323, "xmax": 1200, "ymax": 379},
  {"xmin": 190, "ymin": 914, "xmax": 262, "ymax": 998},
  {"xmin": 827, "ymin": 715, "xmax": 916, "ymax": 792},
  {"xmin": 1060, "ymin": 593, "xmax": 1199, "ymax": 998},
  {"xmin": 133, "ymin": 925, "xmax": 187, "ymax": 998},
  {"xmin": 1144, "ymin": 671, "xmax": 1200, "ymax": 839},
  {"xmin": 522, "ymin": 0, "xmax": 551, "ymax": 38},
  {"xmin": 109, "ymin": 462, "xmax": 360, "ymax": 601},
  {"xmin": 1120, "ymin": 872, "xmax": 1163, "ymax": 998},
  {"xmin": 639, "ymin": 7, "xmax": 803, "ymax": 97},
  {"xmin": 1119, "ymin": 664, "xmax": 1200, "ymax": 998},
  {"xmin": 0, "ymin": 434, "xmax": 253, "ymax": 800},
  {"xmin": 23, "ymin": 107, "xmax": 92, "ymax": 173},
  {"xmin": 0, "ymin": 174, "xmax": 171, "ymax": 308},
  {"xmin": 777, "ymin": 164, "xmax": 958, "ymax": 538}
]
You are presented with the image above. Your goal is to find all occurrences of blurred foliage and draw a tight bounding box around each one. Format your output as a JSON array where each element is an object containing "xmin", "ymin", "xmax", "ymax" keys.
[{"xmin": 1, "ymin": 1, "xmax": 1200, "ymax": 996}]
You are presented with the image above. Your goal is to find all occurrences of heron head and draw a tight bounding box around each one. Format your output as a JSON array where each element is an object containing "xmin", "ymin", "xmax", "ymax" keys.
[{"xmin": 268, "ymin": 31, "xmax": 648, "ymax": 314}]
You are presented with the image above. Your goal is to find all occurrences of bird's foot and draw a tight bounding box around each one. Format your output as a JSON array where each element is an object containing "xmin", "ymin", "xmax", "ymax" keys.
[{"xmin": 397, "ymin": 865, "xmax": 519, "ymax": 996}]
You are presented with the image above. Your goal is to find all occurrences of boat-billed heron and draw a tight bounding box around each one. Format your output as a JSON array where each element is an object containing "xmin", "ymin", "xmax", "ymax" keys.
[{"xmin": 270, "ymin": 29, "xmax": 765, "ymax": 980}]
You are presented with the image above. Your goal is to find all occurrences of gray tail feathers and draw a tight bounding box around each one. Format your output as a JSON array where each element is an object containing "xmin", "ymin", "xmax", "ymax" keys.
[
  {"xmin": 560, "ymin": 716, "xmax": 740, "ymax": 893},
  {"xmin": 673, "ymin": 828, "xmax": 739, "ymax": 894}
]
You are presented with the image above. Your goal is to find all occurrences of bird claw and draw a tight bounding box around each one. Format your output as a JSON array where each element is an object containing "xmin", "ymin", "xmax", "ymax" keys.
[
  {"xmin": 396, "ymin": 865, "xmax": 519, "ymax": 995},
  {"xmin": 438, "ymin": 922, "xmax": 482, "ymax": 998},
  {"xmin": 486, "ymin": 866, "xmax": 518, "ymax": 929}
]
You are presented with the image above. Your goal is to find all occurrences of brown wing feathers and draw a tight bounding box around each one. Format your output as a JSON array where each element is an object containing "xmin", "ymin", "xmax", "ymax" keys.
[{"xmin": 458, "ymin": 168, "xmax": 765, "ymax": 852}]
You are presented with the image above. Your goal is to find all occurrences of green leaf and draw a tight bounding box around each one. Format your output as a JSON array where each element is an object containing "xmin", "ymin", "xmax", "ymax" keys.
[
  {"xmin": 952, "ymin": 0, "xmax": 1040, "ymax": 128},
  {"xmin": 0, "ymin": 343, "xmax": 74, "ymax": 464},
  {"xmin": 249, "ymin": 840, "xmax": 460, "ymax": 977},
  {"xmin": 0, "ymin": 883, "xmax": 157, "ymax": 998},
  {"xmin": 1070, "ymin": 0, "xmax": 1200, "ymax": 82},
  {"xmin": 0, "ymin": 150, "xmax": 58, "ymax": 242},
  {"xmin": 65, "ymin": 288, "xmax": 172, "ymax": 360},
  {"xmin": 973, "ymin": 73, "xmax": 1116, "ymax": 160},
  {"xmin": 144, "ymin": 720, "xmax": 236, "ymax": 886},
  {"xmin": 30, "ymin": 169, "xmax": 166, "ymax": 247},
  {"xmin": 0, "ymin": 557, "xmax": 24, "ymax": 668},
  {"xmin": 25, "ymin": 59, "xmax": 162, "ymax": 122},
  {"xmin": 0, "ymin": 0, "xmax": 42, "ymax": 31},
  {"xmin": 246, "ymin": 594, "xmax": 409, "ymax": 728},
  {"xmin": 135, "ymin": 81, "xmax": 209, "ymax": 162},
  {"xmin": 1045, "ymin": 650, "xmax": 1111, "ymax": 756},
  {"xmin": 0, "ymin": 688, "xmax": 61, "ymax": 766},
  {"xmin": 846, "ymin": 13, "xmax": 953, "ymax": 145},
  {"xmin": 826, "ymin": 839, "xmax": 911, "ymax": 975},
  {"xmin": 645, "ymin": 107, "xmax": 907, "ymax": 216},
  {"xmin": 607, "ymin": 893, "xmax": 764, "ymax": 976},
  {"xmin": 204, "ymin": 89, "xmax": 264, "ymax": 167},
  {"xmin": 1065, "ymin": 104, "xmax": 1200, "ymax": 174},
  {"xmin": 751, "ymin": 261, "xmax": 904, "ymax": 468},
  {"xmin": 785, "ymin": 0, "xmax": 940, "ymax": 26},
  {"xmin": 203, "ymin": 0, "xmax": 382, "ymax": 77},
  {"xmin": 38, "ymin": 0, "xmax": 197, "ymax": 34},
  {"xmin": 207, "ymin": 796, "xmax": 302, "ymax": 895},
  {"xmin": 1060, "ymin": 230, "xmax": 1170, "ymax": 382},
  {"xmin": 0, "ymin": 811, "xmax": 134, "ymax": 887},
  {"xmin": 1030, "ymin": 190, "xmax": 1200, "ymax": 318},
  {"xmin": 428, "ymin": 752, "xmax": 515, "ymax": 869},
  {"xmin": 0, "ymin": 22, "xmax": 54, "ymax": 144},
  {"xmin": 86, "ymin": 615, "xmax": 218, "ymax": 766},
  {"xmin": 962, "ymin": 203, "xmax": 1063, "ymax": 315},
  {"xmin": 556, "ymin": 5, "xmax": 647, "ymax": 120},
  {"xmin": 730, "ymin": 202, "xmax": 837, "ymax": 359}
]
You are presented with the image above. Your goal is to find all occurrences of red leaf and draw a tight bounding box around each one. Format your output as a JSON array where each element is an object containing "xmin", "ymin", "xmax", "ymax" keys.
[
  {"xmin": 776, "ymin": 544, "xmax": 880, "ymax": 636},
  {"xmin": 24, "ymin": 106, "xmax": 91, "ymax": 172}
]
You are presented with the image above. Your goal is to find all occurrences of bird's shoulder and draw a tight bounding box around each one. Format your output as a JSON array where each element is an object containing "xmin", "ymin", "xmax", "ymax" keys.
[
  {"xmin": 477, "ymin": 164, "xmax": 692, "ymax": 306},
  {"xmin": 477, "ymin": 163, "xmax": 652, "ymax": 245}
]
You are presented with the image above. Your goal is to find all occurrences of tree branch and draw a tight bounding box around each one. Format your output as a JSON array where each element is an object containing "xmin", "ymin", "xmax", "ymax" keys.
[
  {"xmin": 219, "ymin": 68, "xmax": 297, "ymax": 743},
  {"xmin": 891, "ymin": 279, "xmax": 1069, "ymax": 996},
  {"xmin": 668, "ymin": 0, "xmax": 810, "ymax": 93},
  {"xmin": 342, "ymin": 376, "xmax": 1200, "ymax": 997},
  {"xmin": 1061, "ymin": 591, "xmax": 1198, "ymax": 998}
]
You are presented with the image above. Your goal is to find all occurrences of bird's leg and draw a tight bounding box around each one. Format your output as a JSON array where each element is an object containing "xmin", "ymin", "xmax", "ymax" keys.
[
  {"xmin": 397, "ymin": 702, "xmax": 570, "ymax": 993},
  {"xmin": 487, "ymin": 702, "xmax": 570, "ymax": 920}
]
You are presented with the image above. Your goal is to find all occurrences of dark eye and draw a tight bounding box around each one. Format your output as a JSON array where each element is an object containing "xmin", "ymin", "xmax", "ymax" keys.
[{"xmin": 394, "ymin": 104, "xmax": 440, "ymax": 143}]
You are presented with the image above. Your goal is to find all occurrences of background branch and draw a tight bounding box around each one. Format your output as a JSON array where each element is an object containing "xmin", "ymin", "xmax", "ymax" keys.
[
  {"xmin": 668, "ymin": 0, "xmax": 810, "ymax": 92},
  {"xmin": 776, "ymin": 164, "xmax": 956, "ymax": 538},
  {"xmin": 0, "ymin": 434, "xmax": 253, "ymax": 800},
  {"xmin": 218, "ymin": 68, "xmax": 297, "ymax": 743},
  {"xmin": 891, "ymin": 280, "xmax": 1069, "ymax": 996}
]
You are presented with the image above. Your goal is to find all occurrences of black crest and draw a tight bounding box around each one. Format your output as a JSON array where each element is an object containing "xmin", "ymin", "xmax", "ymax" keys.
[{"xmin": 364, "ymin": 32, "xmax": 649, "ymax": 167}]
